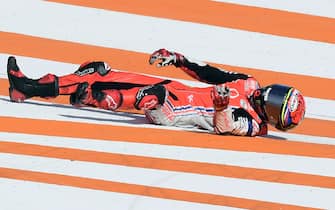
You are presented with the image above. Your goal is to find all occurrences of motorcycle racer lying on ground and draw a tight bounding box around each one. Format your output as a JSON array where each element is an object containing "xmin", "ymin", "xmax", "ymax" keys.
[{"xmin": 7, "ymin": 49, "xmax": 305, "ymax": 136}]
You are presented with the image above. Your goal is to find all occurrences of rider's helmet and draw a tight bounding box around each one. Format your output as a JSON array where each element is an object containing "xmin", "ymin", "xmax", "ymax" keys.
[{"xmin": 252, "ymin": 84, "xmax": 306, "ymax": 131}]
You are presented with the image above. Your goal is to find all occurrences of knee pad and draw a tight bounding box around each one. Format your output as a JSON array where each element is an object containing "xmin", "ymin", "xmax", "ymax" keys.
[
  {"xmin": 95, "ymin": 89, "xmax": 122, "ymax": 111},
  {"xmin": 70, "ymin": 83, "xmax": 122, "ymax": 111},
  {"xmin": 134, "ymin": 85, "xmax": 167, "ymax": 110}
]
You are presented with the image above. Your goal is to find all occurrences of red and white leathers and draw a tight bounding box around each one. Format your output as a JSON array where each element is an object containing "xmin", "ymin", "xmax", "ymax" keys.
[{"xmin": 8, "ymin": 56, "xmax": 267, "ymax": 136}]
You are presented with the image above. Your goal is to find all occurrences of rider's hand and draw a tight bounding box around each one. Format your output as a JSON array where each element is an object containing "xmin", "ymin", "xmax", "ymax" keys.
[
  {"xmin": 70, "ymin": 82, "xmax": 92, "ymax": 107},
  {"xmin": 211, "ymin": 84, "xmax": 230, "ymax": 111},
  {"xmin": 149, "ymin": 48, "xmax": 184, "ymax": 67}
]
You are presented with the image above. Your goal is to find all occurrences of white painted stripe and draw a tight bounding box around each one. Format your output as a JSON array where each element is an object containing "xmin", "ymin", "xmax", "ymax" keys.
[
  {"xmin": 304, "ymin": 97, "xmax": 335, "ymax": 121},
  {"xmin": 0, "ymin": 178, "xmax": 235, "ymax": 210},
  {"xmin": 1, "ymin": 54, "xmax": 334, "ymax": 121},
  {"xmin": 1, "ymin": 132, "xmax": 335, "ymax": 177},
  {"xmin": 0, "ymin": 153, "xmax": 334, "ymax": 209},
  {"xmin": 0, "ymin": 54, "xmax": 77, "ymax": 78},
  {"xmin": 212, "ymin": 0, "xmax": 335, "ymax": 19},
  {"xmin": 265, "ymin": 131, "xmax": 335, "ymax": 146},
  {"xmin": 1, "ymin": 1, "xmax": 335, "ymax": 79}
]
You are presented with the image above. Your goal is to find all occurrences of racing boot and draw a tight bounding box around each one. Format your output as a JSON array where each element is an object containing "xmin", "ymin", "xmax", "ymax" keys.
[{"xmin": 7, "ymin": 56, "xmax": 59, "ymax": 102}]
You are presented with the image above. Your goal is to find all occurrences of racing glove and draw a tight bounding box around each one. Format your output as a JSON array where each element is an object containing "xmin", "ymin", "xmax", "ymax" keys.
[
  {"xmin": 211, "ymin": 84, "xmax": 232, "ymax": 135},
  {"xmin": 149, "ymin": 48, "xmax": 184, "ymax": 67},
  {"xmin": 211, "ymin": 84, "xmax": 230, "ymax": 111}
]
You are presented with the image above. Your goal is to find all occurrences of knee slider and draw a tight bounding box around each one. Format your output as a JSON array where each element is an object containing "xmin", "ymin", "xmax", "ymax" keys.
[
  {"xmin": 134, "ymin": 84, "xmax": 167, "ymax": 110},
  {"xmin": 74, "ymin": 61, "xmax": 110, "ymax": 76}
]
